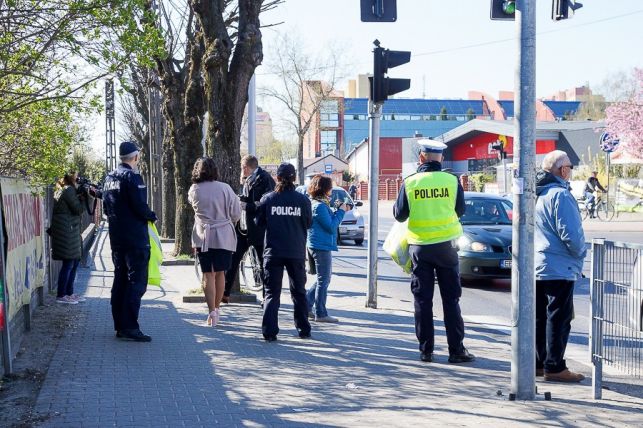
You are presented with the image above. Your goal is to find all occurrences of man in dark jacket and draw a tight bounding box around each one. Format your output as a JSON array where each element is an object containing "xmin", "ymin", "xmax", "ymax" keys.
[
  {"xmin": 102, "ymin": 141, "xmax": 157, "ymax": 342},
  {"xmin": 256, "ymin": 163, "xmax": 312, "ymax": 341},
  {"xmin": 583, "ymin": 171, "xmax": 606, "ymax": 218},
  {"xmin": 224, "ymin": 155, "xmax": 275, "ymax": 302}
]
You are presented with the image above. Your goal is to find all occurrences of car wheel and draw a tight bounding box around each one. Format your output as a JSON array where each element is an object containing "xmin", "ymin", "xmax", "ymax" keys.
[{"xmin": 354, "ymin": 239, "xmax": 364, "ymax": 246}]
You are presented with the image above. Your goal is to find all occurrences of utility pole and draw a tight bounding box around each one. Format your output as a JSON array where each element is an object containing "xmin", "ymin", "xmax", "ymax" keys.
[
  {"xmin": 366, "ymin": 99, "xmax": 382, "ymax": 308},
  {"xmin": 248, "ymin": 74, "xmax": 257, "ymax": 156},
  {"xmin": 511, "ymin": 0, "xmax": 536, "ymax": 401},
  {"xmin": 105, "ymin": 79, "xmax": 116, "ymax": 173}
]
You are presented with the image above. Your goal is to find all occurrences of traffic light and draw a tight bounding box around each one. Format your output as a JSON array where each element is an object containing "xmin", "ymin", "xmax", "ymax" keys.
[
  {"xmin": 490, "ymin": 0, "xmax": 515, "ymax": 21},
  {"xmin": 360, "ymin": 0, "xmax": 397, "ymax": 22},
  {"xmin": 369, "ymin": 42, "xmax": 411, "ymax": 103},
  {"xmin": 551, "ymin": 0, "xmax": 583, "ymax": 21}
]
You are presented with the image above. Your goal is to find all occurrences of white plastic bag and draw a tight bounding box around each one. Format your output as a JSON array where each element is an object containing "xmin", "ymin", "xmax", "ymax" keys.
[{"xmin": 383, "ymin": 220, "xmax": 412, "ymax": 274}]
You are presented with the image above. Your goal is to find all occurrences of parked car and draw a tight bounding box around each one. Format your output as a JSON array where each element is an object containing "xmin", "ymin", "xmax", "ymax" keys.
[
  {"xmin": 296, "ymin": 185, "xmax": 365, "ymax": 245},
  {"xmin": 457, "ymin": 192, "xmax": 513, "ymax": 281}
]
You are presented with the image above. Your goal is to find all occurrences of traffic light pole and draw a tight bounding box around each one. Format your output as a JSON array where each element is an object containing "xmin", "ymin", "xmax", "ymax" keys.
[
  {"xmin": 511, "ymin": 0, "xmax": 537, "ymax": 401},
  {"xmin": 366, "ymin": 100, "xmax": 382, "ymax": 309}
]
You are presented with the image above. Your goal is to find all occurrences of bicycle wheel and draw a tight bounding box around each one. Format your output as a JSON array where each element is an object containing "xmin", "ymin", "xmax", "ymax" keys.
[
  {"xmin": 597, "ymin": 201, "xmax": 615, "ymax": 221},
  {"xmin": 579, "ymin": 205, "xmax": 588, "ymax": 221},
  {"xmin": 240, "ymin": 246, "xmax": 263, "ymax": 291}
]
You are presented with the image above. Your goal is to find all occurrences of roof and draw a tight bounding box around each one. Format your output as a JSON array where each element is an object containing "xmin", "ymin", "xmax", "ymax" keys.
[
  {"xmin": 303, "ymin": 153, "xmax": 347, "ymax": 169},
  {"xmin": 496, "ymin": 100, "xmax": 581, "ymax": 119},
  {"xmin": 436, "ymin": 119, "xmax": 604, "ymax": 147},
  {"xmin": 344, "ymin": 98, "xmax": 486, "ymax": 116}
]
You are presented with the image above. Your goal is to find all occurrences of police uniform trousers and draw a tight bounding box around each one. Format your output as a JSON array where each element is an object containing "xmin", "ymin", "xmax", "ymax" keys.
[
  {"xmin": 262, "ymin": 256, "xmax": 311, "ymax": 338},
  {"xmin": 111, "ymin": 247, "xmax": 150, "ymax": 331},
  {"xmin": 409, "ymin": 241, "xmax": 465, "ymax": 355},
  {"xmin": 224, "ymin": 229, "xmax": 265, "ymax": 297}
]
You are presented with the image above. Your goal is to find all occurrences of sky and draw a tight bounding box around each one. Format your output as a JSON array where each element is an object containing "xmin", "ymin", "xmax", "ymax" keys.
[{"xmin": 90, "ymin": 0, "xmax": 643, "ymax": 152}]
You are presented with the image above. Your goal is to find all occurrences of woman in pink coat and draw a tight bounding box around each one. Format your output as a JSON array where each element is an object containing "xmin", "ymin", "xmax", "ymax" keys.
[{"xmin": 188, "ymin": 157, "xmax": 241, "ymax": 327}]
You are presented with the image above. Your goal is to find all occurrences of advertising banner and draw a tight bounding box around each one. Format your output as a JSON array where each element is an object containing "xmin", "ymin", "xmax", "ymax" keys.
[
  {"xmin": 0, "ymin": 178, "xmax": 45, "ymax": 321},
  {"xmin": 616, "ymin": 179, "xmax": 643, "ymax": 213}
]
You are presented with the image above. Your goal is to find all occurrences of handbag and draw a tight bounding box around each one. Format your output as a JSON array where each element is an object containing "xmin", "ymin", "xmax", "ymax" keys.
[{"xmin": 383, "ymin": 220, "xmax": 412, "ymax": 274}]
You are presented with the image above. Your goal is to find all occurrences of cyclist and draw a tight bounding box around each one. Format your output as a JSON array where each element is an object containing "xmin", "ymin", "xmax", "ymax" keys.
[
  {"xmin": 584, "ymin": 171, "xmax": 606, "ymax": 219},
  {"xmin": 224, "ymin": 155, "xmax": 275, "ymax": 302}
]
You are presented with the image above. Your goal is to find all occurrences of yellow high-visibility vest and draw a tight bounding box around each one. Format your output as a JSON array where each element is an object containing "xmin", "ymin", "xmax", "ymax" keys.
[{"xmin": 405, "ymin": 171, "xmax": 463, "ymax": 245}]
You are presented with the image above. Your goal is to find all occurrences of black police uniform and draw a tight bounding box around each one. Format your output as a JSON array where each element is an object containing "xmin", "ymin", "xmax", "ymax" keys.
[
  {"xmin": 256, "ymin": 186, "xmax": 312, "ymax": 339},
  {"xmin": 224, "ymin": 167, "xmax": 275, "ymax": 297},
  {"xmin": 394, "ymin": 160, "xmax": 472, "ymax": 361},
  {"xmin": 102, "ymin": 163, "xmax": 157, "ymax": 336}
]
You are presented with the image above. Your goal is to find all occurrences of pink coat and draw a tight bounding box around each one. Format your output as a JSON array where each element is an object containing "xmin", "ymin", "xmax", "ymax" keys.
[{"xmin": 188, "ymin": 181, "xmax": 241, "ymax": 252}]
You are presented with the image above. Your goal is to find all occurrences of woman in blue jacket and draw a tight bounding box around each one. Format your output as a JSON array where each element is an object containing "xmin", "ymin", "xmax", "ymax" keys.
[{"xmin": 306, "ymin": 175, "xmax": 349, "ymax": 323}]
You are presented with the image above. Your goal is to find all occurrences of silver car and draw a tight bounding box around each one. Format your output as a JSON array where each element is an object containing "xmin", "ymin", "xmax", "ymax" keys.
[{"xmin": 295, "ymin": 185, "xmax": 365, "ymax": 245}]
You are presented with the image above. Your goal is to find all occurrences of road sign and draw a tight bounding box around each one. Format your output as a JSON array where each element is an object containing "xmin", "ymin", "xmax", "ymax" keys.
[
  {"xmin": 324, "ymin": 164, "xmax": 332, "ymax": 173},
  {"xmin": 599, "ymin": 132, "xmax": 620, "ymax": 153}
]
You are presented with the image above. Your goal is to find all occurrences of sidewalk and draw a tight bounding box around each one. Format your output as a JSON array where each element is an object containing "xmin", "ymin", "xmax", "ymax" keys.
[{"xmin": 34, "ymin": 227, "xmax": 643, "ymax": 427}]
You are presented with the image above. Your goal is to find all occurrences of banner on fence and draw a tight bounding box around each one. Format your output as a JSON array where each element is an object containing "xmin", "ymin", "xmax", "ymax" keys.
[
  {"xmin": 616, "ymin": 179, "xmax": 643, "ymax": 213},
  {"xmin": 0, "ymin": 178, "xmax": 45, "ymax": 321}
]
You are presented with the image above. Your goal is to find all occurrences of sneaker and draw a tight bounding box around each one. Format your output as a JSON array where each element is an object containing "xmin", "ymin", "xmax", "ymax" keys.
[
  {"xmin": 315, "ymin": 315, "xmax": 339, "ymax": 323},
  {"xmin": 117, "ymin": 329, "xmax": 152, "ymax": 342},
  {"xmin": 56, "ymin": 296, "xmax": 78, "ymax": 305},
  {"xmin": 448, "ymin": 348, "xmax": 476, "ymax": 363},
  {"xmin": 544, "ymin": 369, "xmax": 585, "ymax": 383},
  {"xmin": 420, "ymin": 352, "xmax": 433, "ymax": 363},
  {"xmin": 69, "ymin": 294, "xmax": 86, "ymax": 303}
]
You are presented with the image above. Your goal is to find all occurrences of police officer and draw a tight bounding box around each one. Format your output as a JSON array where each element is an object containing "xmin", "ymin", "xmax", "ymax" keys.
[
  {"xmin": 224, "ymin": 155, "xmax": 275, "ymax": 303},
  {"xmin": 256, "ymin": 163, "xmax": 312, "ymax": 341},
  {"xmin": 102, "ymin": 141, "xmax": 157, "ymax": 342},
  {"xmin": 393, "ymin": 140, "xmax": 475, "ymax": 363}
]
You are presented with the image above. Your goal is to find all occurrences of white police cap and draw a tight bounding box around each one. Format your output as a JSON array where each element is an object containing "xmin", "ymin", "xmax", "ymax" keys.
[{"xmin": 418, "ymin": 139, "xmax": 447, "ymax": 154}]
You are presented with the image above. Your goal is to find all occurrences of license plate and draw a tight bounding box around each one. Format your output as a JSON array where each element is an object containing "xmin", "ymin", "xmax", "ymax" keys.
[
  {"xmin": 339, "ymin": 227, "xmax": 347, "ymax": 234},
  {"xmin": 501, "ymin": 259, "xmax": 512, "ymax": 269}
]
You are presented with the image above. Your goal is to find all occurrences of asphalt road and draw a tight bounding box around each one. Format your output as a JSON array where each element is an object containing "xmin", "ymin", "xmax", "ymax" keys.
[{"xmin": 336, "ymin": 201, "xmax": 643, "ymax": 369}]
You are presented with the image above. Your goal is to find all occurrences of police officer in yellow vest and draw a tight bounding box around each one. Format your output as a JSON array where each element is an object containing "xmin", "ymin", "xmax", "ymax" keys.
[{"xmin": 394, "ymin": 139, "xmax": 475, "ymax": 364}]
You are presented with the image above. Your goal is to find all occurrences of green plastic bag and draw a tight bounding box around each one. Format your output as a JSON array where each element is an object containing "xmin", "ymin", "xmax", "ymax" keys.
[
  {"xmin": 148, "ymin": 222, "xmax": 163, "ymax": 286},
  {"xmin": 383, "ymin": 220, "xmax": 412, "ymax": 274}
]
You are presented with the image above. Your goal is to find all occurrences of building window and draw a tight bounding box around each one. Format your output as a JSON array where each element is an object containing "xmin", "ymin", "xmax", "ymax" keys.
[
  {"xmin": 320, "ymin": 130, "xmax": 337, "ymax": 156},
  {"xmin": 320, "ymin": 99, "xmax": 339, "ymax": 127}
]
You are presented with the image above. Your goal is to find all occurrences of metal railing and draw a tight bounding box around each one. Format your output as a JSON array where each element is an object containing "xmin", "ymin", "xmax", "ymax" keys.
[{"xmin": 590, "ymin": 239, "xmax": 643, "ymax": 399}]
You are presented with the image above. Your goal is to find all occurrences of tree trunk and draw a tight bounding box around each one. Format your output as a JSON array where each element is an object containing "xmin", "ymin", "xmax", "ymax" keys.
[
  {"xmin": 195, "ymin": 0, "xmax": 263, "ymax": 188},
  {"xmin": 297, "ymin": 134, "xmax": 305, "ymax": 185},
  {"xmin": 160, "ymin": 131, "xmax": 176, "ymax": 238}
]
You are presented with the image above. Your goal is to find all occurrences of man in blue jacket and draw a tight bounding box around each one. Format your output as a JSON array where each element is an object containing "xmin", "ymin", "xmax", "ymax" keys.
[
  {"xmin": 535, "ymin": 150, "xmax": 586, "ymax": 382},
  {"xmin": 256, "ymin": 163, "xmax": 312, "ymax": 341},
  {"xmin": 103, "ymin": 141, "xmax": 157, "ymax": 342}
]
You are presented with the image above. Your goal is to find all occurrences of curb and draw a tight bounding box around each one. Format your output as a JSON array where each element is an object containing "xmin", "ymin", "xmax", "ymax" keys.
[
  {"xmin": 162, "ymin": 259, "xmax": 194, "ymax": 266},
  {"xmin": 182, "ymin": 293, "xmax": 258, "ymax": 304}
]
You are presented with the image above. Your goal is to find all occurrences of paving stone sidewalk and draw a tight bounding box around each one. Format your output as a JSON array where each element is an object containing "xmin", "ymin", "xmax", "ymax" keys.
[{"xmin": 34, "ymin": 228, "xmax": 643, "ymax": 427}]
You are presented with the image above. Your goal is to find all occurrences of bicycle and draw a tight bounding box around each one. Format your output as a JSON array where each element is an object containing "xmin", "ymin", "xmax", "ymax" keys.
[
  {"xmin": 578, "ymin": 192, "xmax": 615, "ymax": 221},
  {"xmin": 239, "ymin": 245, "xmax": 264, "ymax": 292}
]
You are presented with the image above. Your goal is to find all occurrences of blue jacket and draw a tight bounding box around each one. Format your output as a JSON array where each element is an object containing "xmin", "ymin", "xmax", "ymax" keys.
[
  {"xmin": 256, "ymin": 188, "xmax": 312, "ymax": 259},
  {"xmin": 307, "ymin": 199, "xmax": 346, "ymax": 251},
  {"xmin": 103, "ymin": 163, "xmax": 157, "ymax": 249},
  {"xmin": 535, "ymin": 170, "xmax": 586, "ymax": 281}
]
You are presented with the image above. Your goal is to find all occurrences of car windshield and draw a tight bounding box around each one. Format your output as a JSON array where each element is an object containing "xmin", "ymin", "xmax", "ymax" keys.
[
  {"xmin": 330, "ymin": 188, "xmax": 354, "ymax": 207},
  {"xmin": 460, "ymin": 198, "xmax": 513, "ymax": 225}
]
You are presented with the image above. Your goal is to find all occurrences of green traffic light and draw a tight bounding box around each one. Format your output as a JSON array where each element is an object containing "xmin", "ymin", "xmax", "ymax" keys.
[{"xmin": 503, "ymin": 0, "xmax": 516, "ymax": 14}]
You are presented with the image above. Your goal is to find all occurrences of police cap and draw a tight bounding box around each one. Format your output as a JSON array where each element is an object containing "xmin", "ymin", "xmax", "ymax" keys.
[
  {"xmin": 119, "ymin": 141, "xmax": 139, "ymax": 156},
  {"xmin": 418, "ymin": 139, "xmax": 447, "ymax": 154},
  {"xmin": 277, "ymin": 162, "xmax": 296, "ymax": 179}
]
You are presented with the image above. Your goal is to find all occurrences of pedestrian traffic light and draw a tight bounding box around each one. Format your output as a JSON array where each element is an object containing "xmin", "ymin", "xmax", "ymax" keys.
[
  {"xmin": 490, "ymin": 0, "xmax": 515, "ymax": 21},
  {"xmin": 551, "ymin": 0, "xmax": 583, "ymax": 21},
  {"xmin": 360, "ymin": 0, "xmax": 397, "ymax": 22},
  {"xmin": 369, "ymin": 41, "xmax": 411, "ymax": 103}
]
